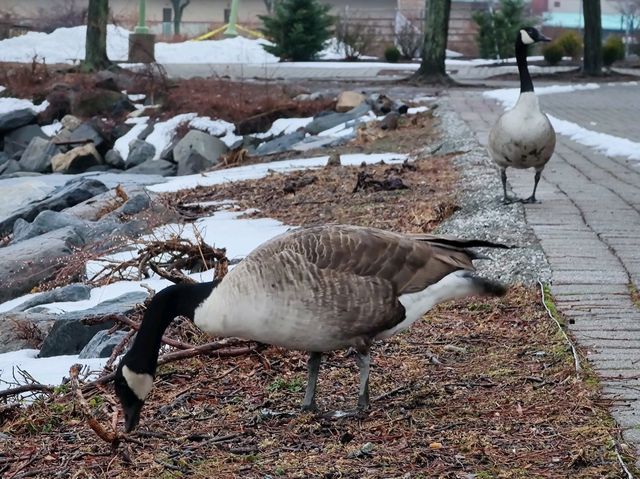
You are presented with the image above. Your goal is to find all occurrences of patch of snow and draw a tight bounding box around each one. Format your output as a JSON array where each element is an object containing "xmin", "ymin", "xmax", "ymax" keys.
[
  {"xmin": 413, "ymin": 95, "xmax": 436, "ymax": 103},
  {"xmin": 0, "ymin": 85, "xmax": 5, "ymax": 93},
  {"xmin": 114, "ymin": 116, "xmax": 150, "ymax": 161},
  {"xmin": 446, "ymin": 49, "xmax": 463, "ymax": 58},
  {"xmin": 254, "ymin": 117, "xmax": 314, "ymax": 139},
  {"xmin": 189, "ymin": 116, "xmax": 242, "ymax": 147},
  {"xmin": 0, "ymin": 349, "xmax": 107, "ymax": 388},
  {"xmin": 549, "ymin": 114, "xmax": 640, "ymax": 161},
  {"xmin": 41, "ymin": 121, "xmax": 63, "ymax": 137},
  {"xmin": 318, "ymin": 38, "xmax": 378, "ymax": 61},
  {"xmin": 125, "ymin": 92, "xmax": 146, "ymax": 102},
  {"xmin": 0, "ymin": 25, "xmax": 130, "ymax": 64},
  {"xmin": 0, "ymin": 97, "xmax": 49, "ymax": 115},
  {"xmin": 0, "ymin": 26, "xmax": 279, "ymax": 65},
  {"xmin": 154, "ymin": 36, "xmax": 279, "ymax": 64},
  {"xmin": 407, "ymin": 106, "xmax": 429, "ymax": 115},
  {"xmin": 148, "ymin": 152, "xmax": 408, "ymax": 193}
]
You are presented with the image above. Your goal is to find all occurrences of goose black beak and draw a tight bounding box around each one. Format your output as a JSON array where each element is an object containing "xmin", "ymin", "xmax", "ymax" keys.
[
  {"xmin": 123, "ymin": 400, "xmax": 144, "ymax": 432},
  {"xmin": 538, "ymin": 33, "xmax": 552, "ymax": 42}
]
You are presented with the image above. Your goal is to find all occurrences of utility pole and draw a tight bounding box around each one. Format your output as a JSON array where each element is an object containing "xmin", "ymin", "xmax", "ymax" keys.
[{"xmin": 224, "ymin": 0, "xmax": 240, "ymax": 37}]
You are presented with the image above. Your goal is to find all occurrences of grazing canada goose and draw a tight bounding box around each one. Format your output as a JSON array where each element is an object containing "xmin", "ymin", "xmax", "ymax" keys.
[
  {"xmin": 488, "ymin": 26, "xmax": 556, "ymax": 204},
  {"xmin": 114, "ymin": 225, "xmax": 508, "ymax": 432}
]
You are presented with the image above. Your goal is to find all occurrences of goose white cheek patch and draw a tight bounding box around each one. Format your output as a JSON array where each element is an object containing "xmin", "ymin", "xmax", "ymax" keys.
[
  {"xmin": 122, "ymin": 365, "xmax": 154, "ymax": 401},
  {"xmin": 520, "ymin": 30, "xmax": 535, "ymax": 45}
]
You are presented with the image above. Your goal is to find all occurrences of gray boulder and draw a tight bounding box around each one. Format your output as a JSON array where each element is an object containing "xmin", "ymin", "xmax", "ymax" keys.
[
  {"xmin": 39, "ymin": 291, "xmax": 147, "ymax": 357},
  {"xmin": 19, "ymin": 137, "xmax": 60, "ymax": 172},
  {"xmin": 177, "ymin": 151, "xmax": 215, "ymax": 176},
  {"xmin": 79, "ymin": 330, "xmax": 130, "ymax": 359},
  {"xmin": 126, "ymin": 139, "xmax": 156, "ymax": 168},
  {"xmin": 69, "ymin": 123, "xmax": 105, "ymax": 150},
  {"xmin": 117, "ymin": 193, "xmax": 150, "ymax": 216},
  {"xmin": 127, "ymin": 159, "xmax": 176, "ymax": 176},
  {"xmin": 12, "ymin": 210, "xmax": 88, "ymax": 243},
  {"xmin": 0, "ymin": 227, "xmax": 85, "ymax": 303},
  {"xmin": 305, "ymin": 103, "xmax": 371, "ymax": 135},
  {"xmin": 256, "ymin": 130, "xmax": 306, "ymax": 156},
  {"xmin": 0, "ymin": 152, "xmax": 8, "ymax": 165},
  {"xmin": 9, "ymin": 283, "xmax": 92, "ymax": 313},
  {"xmin": 0, "ymin": 159, "xmax": 22, "ymax": 176},
  {"xmin": 0, "ymin": 311, "xmax": 55, "ymax": 353},
  {"xmin": 0, "ymin": 109, "xmax": 35, "ymax": 132},
  {"xmin": 105, "ymin": 149, "xmax": 125, "ymax": 169},
  {"xmin": 173, "ymin": 130, "xmax": 227, "ymax": 171},
  {"xmin": 3, "ymin": 124, "xmax": 47, "ymax": 157},
  {"xmin": 0, "ymin": 177, "xmax": 108, "ymax": 236}
]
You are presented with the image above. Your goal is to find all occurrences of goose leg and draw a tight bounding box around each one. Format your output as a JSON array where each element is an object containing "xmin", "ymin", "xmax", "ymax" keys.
[
  {"xmin": 500, "ymin": 169, "xmax": 516, "ymax": 204},
  {"xmin": 522, "ymin": 170, "xmax": 542, "ymax": 204},
  {"xmin": 301, "ymin": 352, "xmax": 322, "ymax": 411},
  {"xmin": 356, "ymin": 351, "xmax": 371, "ymax": 410}
]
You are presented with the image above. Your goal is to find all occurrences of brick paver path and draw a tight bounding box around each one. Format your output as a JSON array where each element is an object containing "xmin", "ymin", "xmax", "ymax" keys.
[{"xmin": 448, "ymin": 83, "xmax": 640, "ymax": 452}]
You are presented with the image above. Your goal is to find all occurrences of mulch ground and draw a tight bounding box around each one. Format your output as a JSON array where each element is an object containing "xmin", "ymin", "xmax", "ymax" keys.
[{"xmin": 0, "ymin": 86, "xmax": 637, "ymax": 478}]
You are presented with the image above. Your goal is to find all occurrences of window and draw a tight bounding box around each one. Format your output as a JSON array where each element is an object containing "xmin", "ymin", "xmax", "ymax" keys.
[{"xmin": 554, "ymin": 1, "xmax": 560, "ymax": 7}]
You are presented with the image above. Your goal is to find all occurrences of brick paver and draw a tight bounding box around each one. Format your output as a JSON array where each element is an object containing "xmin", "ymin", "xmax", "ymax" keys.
[{"xmin": 448, "ymin": 84, "xmax": 640, "ymax": 455}]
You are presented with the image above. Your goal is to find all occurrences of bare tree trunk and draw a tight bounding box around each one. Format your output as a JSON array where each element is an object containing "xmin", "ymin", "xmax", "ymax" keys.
[
  {"xmin": 583, "ymin": 0, "xmax": 602, "ymax": 75},
  {"xmin": 84, "ymin": 0, "xmax": 111, "ymax": 71},
  {"xmin": 171, "ymin": 0, "xmax": 191, "ymax": 36},
  {"xmin": 411, "ymin": 0, "xmax": 452, "ymax": 83}
]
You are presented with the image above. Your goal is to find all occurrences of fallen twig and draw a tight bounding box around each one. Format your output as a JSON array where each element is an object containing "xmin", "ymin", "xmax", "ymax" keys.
[
  {"xmin": 538, "ymin": 280, "xmax": 582, "ymax": 379},
  {"xmin": 0, "ymin": 383, "xmax": 54, "ymax": 400},
  {"xmin": 614, "ymin": 441, "xmax": 635, "ymax": 479},
  {"xmin": 69, "ymin": 363, "xmax": 119, "ymax": 446}
]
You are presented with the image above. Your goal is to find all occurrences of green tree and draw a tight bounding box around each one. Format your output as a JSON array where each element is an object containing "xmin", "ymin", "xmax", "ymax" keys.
[
  {"xmin": 583, "ymin": 0, "xmax": 603, "ymax": 75},
  {"xmin": 411, "ymin": 0, "xmax": 452, "ymax": 83},
  {"xmin": 170, "ymin": 0, "xmax": 190, "ymax": 36},
  {"xmin": 259, "ymin": 0, "xmax": 333, "ymax": 61},
  {"xmin": 473, "ymin": 0, "xmax": 532, "ymax": 59},
  {"xmin": 84, "ymin": 0, "xmax": 111, "ymax": 71}
]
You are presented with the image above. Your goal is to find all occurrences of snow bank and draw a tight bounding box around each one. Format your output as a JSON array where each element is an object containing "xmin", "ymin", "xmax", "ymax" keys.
[
  {"xmin": 0, "ymin": 25, "xmax": 279, "ymax": 64},
  {"xmin": 549, "ymin": 114, "xmax": 640, "ymax": 161},
  {"xmin": 0, "ymin": 25, "xmax": 130, "ymax": 64}
]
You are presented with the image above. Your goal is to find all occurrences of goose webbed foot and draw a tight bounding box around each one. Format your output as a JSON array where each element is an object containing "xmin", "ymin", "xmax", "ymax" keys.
[
  {"xmin": 502, "ymin": 196, "xmax": 519, "ymax": 205},
  {"xmin": 520, "ymin": 195, "xmax": 539, "ymax": 204}
]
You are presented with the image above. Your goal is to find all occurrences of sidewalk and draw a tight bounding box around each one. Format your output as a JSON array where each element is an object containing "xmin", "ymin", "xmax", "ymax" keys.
[{"xmin": 448, "ymin": 85, "xmax": 640, "ymax": 453}]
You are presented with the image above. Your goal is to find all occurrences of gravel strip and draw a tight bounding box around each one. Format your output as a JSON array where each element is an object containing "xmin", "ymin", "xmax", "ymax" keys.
[{"xmin": 430, "ymin": 101, "xmax": 551, "ymax": 285}]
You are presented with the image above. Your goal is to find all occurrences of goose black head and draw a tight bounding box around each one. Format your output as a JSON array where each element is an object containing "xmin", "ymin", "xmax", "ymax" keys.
[
  {"xmin": 519, "ymin": 26, "xmax": 551, "ymax": 46},
  {"xmin": 114, "ymin": 360, "xmax": 152, "ymax": 432}
]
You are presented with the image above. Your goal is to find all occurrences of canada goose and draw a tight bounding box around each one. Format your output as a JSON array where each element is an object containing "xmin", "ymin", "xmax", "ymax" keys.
[
  {"xmin": 114, "ymin": 225, "xmax": 508, "ymax": 432},
  {"xmin": 488, "ymin": 26, "xmax": 556, "ymax": 204}
]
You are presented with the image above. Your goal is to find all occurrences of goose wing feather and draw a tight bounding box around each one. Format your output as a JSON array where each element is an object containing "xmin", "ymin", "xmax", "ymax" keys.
[{"xmin": 246, "ymin": 225, "xmax": 481, "ymax": 296}]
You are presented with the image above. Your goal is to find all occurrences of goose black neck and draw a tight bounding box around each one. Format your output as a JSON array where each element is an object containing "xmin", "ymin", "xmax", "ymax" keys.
[
  {"xmin": 124, "ymin": 281, "xmax": 218, "ymax": 375},
  {"xmin": 515, "ymin": 40, "xmax": 534, "ymax": 93}
]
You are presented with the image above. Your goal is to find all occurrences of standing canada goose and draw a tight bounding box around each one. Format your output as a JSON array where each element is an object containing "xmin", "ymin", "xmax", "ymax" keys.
[
  {"xmin": 114, "ymin": 225, "xmax": 508, "ymax": 432},
  {"xmin": 488, "ymin": 26, "xmax": 556, "ymax": 204}
]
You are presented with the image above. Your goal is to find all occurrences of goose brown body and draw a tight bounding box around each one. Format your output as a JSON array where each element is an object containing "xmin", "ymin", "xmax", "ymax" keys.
[{"xmin": 195, "ymin": 225, "xmax": 486, "ymax": 352}]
